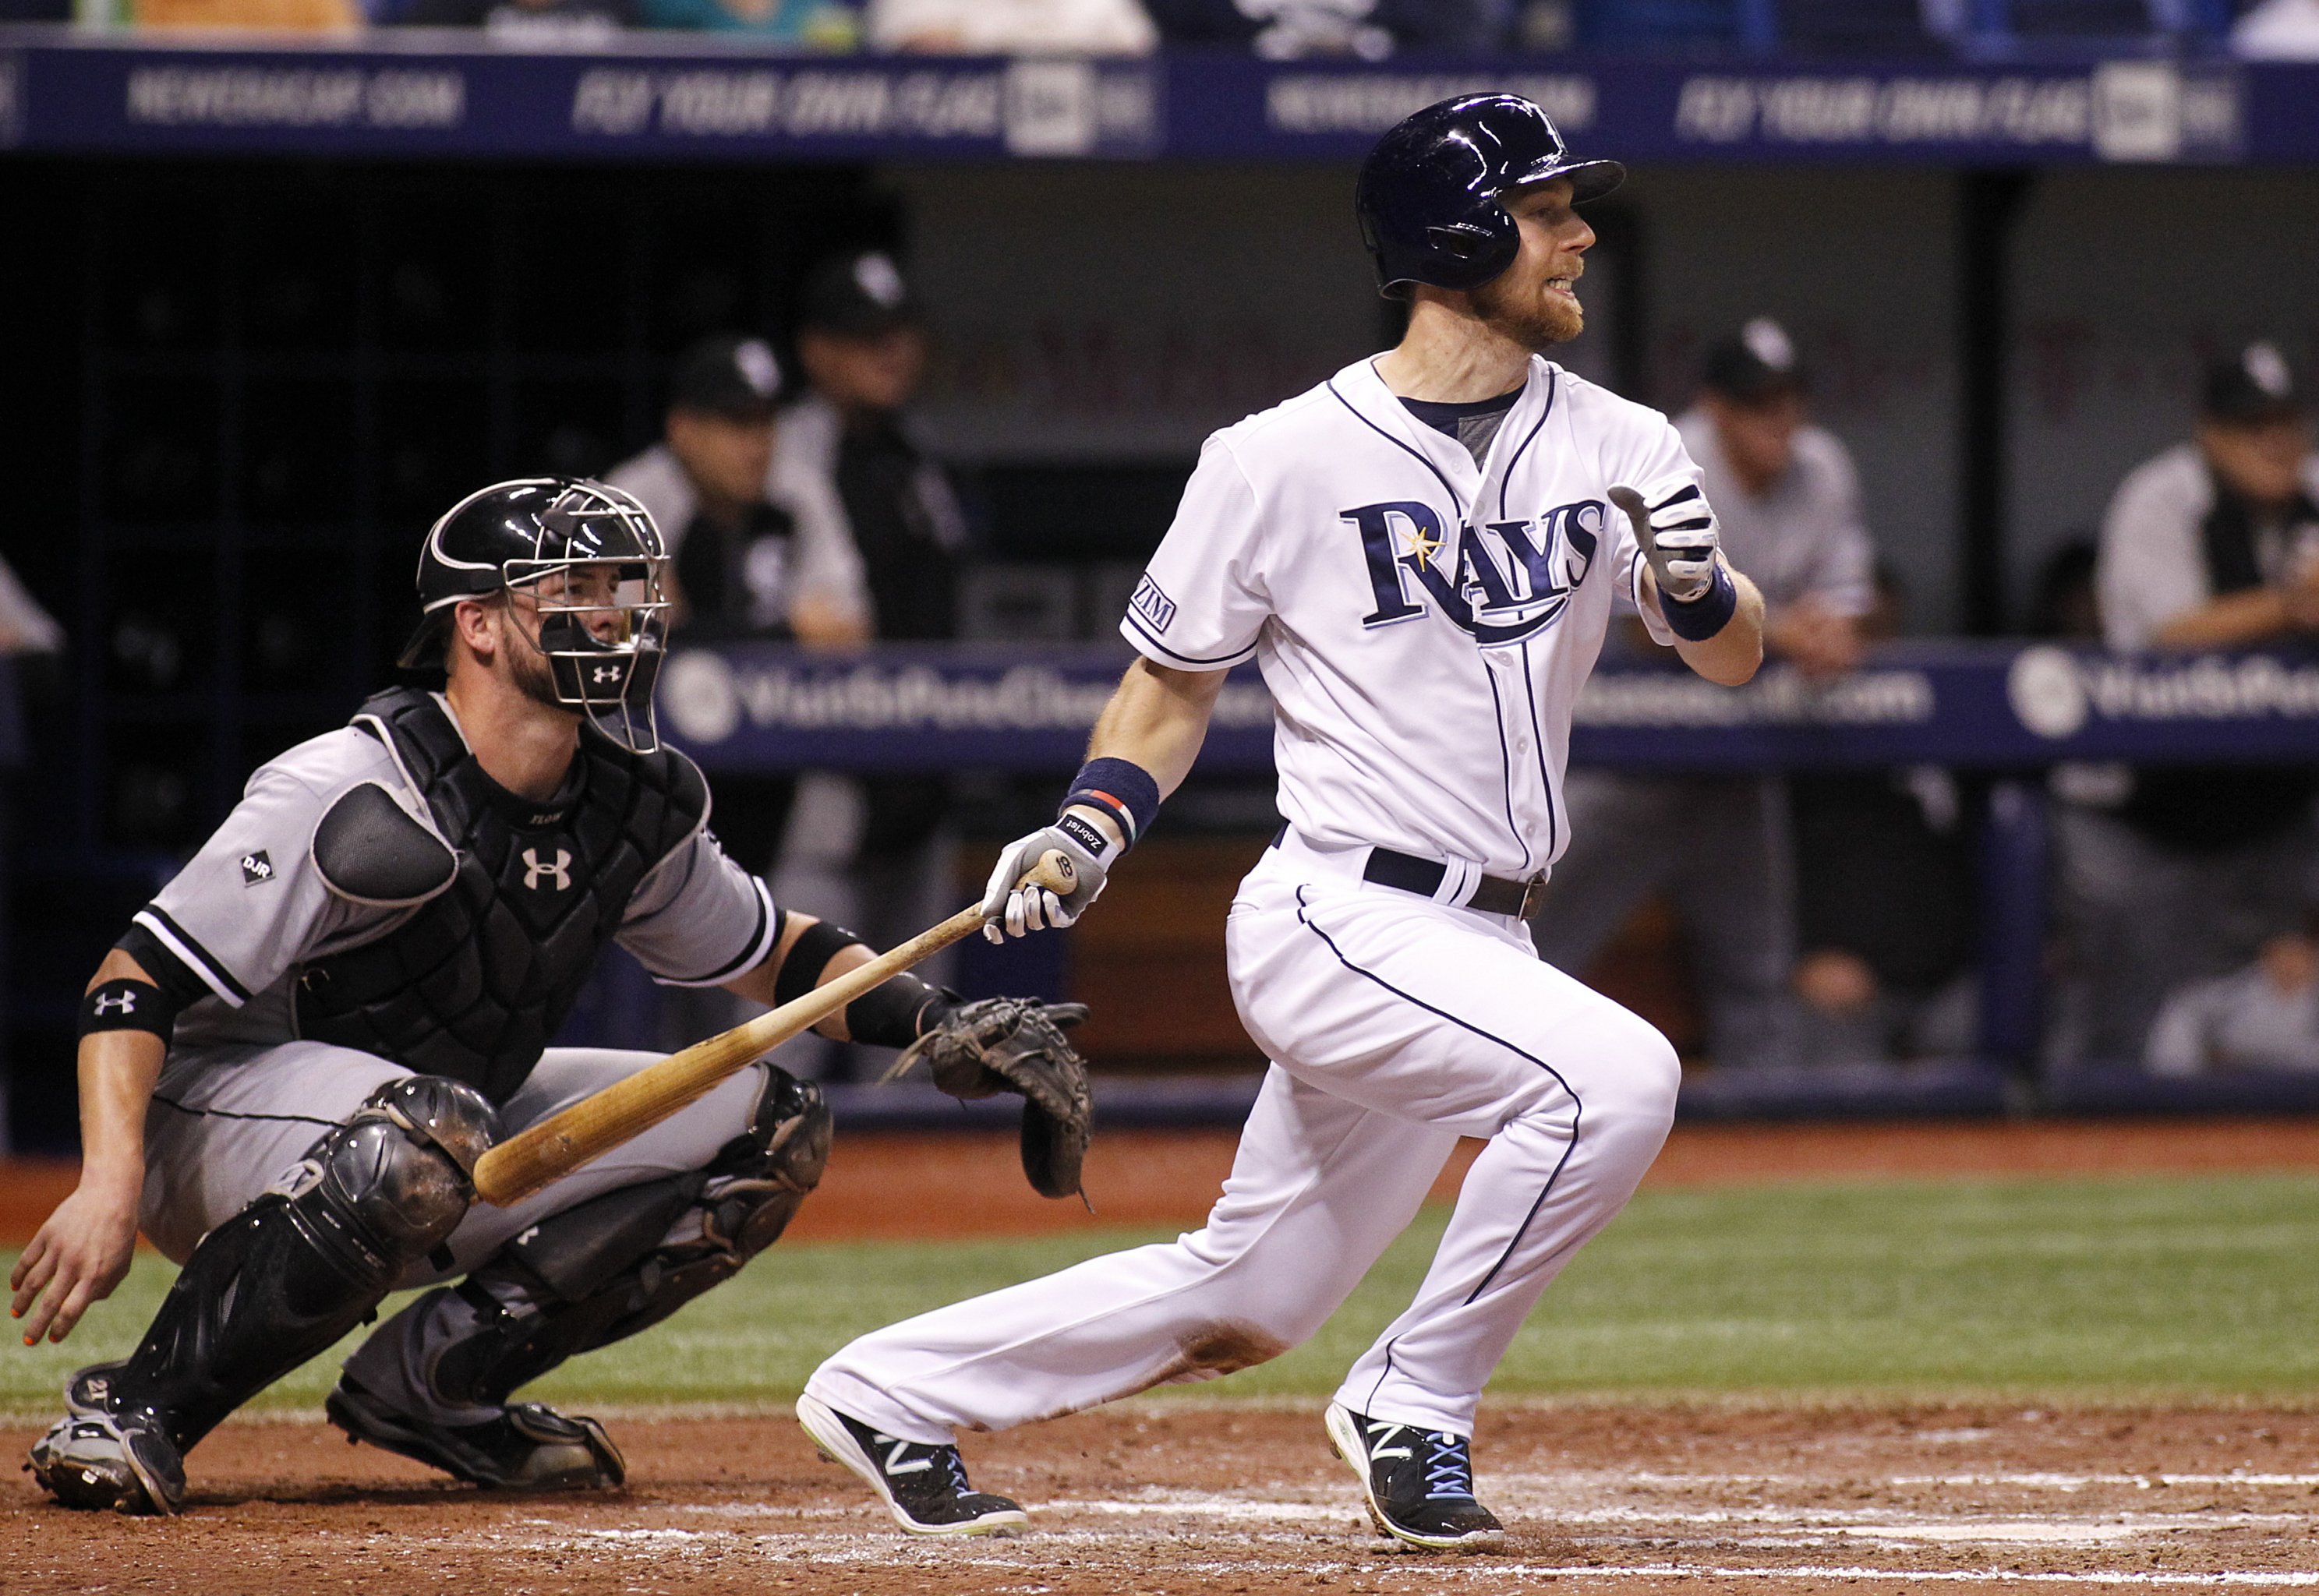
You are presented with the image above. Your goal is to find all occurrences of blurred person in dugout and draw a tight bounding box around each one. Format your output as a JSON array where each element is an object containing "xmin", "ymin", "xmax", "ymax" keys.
[
  {"xmin": 775, "ymin": 250, "xmax": 974, "ymax": 973},
  {"xmin": 2057, "ymin": 341, "xmax": 2319, "ymax": 1068},
  {"xmin": 605, "ymin": 333, "xmax": 871, "ymax": 883},
  {"xmin": 1787, "ymin": 570, "xmax": 1980, "ymax": 1068},
  {"xmin": 0, "ymin": 556, "xmax": 62, "ymax": 1149},
  {"xmin": 1533, "ymin": 318, "xmax": 1875, "ymax": 1071}
]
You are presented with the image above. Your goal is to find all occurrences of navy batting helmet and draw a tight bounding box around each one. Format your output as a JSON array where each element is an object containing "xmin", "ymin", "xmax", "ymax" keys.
[{"xmin": 1356, "ymin": 94, "xmax": 1624, "ymax": 298}]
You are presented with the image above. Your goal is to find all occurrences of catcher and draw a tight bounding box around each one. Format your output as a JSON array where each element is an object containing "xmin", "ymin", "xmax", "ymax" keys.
[{"xmin": 9, "ymin": 476, "xmax": 1091, "ymax": 1517}]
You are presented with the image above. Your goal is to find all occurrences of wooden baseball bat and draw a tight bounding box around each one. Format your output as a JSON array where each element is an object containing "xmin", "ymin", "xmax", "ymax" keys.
[{"xmin": 471, "ymin": 849, "xmax": 1079, "ymax": 1209}]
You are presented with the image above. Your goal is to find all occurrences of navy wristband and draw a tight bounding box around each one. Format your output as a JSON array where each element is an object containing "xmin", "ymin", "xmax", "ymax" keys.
[
  {"xmin": 1063, "ymin": 756, "xmax": 1162, "ymax": 850},
  {"xmin": 1660, "ymin": 563, "xmax": 1737, "ymax": 642}
]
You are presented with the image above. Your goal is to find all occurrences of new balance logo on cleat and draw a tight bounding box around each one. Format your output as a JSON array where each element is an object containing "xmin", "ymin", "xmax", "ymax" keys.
[
  {"xmin": 795, "ymin": 1393, "xmax": 1029, "ymax": 1538},
  {"xmin": 1325, "ymin": 1401, "xmax": 1507, "ymax": 1553}
]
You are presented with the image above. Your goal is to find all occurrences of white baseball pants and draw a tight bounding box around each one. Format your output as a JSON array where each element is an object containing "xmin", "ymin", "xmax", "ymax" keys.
[{"xmin": 806, "ymin": 834, "xmax": 1681, "ymax": 1442}]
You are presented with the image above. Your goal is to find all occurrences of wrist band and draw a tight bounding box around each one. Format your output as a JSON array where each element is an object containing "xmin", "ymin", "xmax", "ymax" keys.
[
  {"xmin": 80, "ymin": 979, "xmax": 173, "ymax": 1040},
  {"xmin": 847, "ymin": 974, "xmax": 953, "ymax": 1050},
  {"xmin": 1660, "ymin": 563, "xmax": 1737, "ymax": 642},
  {"xmin": 769, "ymin": 916, "xmax": 950, "ymax": 1047},
  {"xmin": 772, "ymin": 919, "xmax": 861, "ymax": 1008},
  {"xmin": 1062, "ymin": 757, "xmax": 1161, "ymax": 852}
]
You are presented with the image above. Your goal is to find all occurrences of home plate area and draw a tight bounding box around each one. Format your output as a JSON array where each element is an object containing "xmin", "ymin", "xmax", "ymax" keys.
[{"xmin": 7, "ymin": 1404, "xmax": 2319, "ymax": 1594}]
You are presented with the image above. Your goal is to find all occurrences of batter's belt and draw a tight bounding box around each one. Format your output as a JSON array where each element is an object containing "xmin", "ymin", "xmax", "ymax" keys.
[{"xmin": 1269, "ymin": 826, "xmax": 1549, "ymax": 920}]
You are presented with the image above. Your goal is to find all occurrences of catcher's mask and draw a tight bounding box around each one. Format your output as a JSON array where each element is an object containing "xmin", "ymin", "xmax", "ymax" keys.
[{"xmin": 400, "ymin": 477, "xmax": 672, "ymax": 754}]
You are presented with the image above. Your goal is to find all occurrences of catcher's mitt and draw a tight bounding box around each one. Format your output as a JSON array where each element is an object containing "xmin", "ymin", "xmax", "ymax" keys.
[{"xmin": 887, "ymin": 998, "xmax": 1094, "ymax": 1199}]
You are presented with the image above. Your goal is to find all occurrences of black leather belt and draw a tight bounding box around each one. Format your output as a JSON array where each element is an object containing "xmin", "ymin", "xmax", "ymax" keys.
[{"xmin": 1271, "ymin": 827, "xmax": 1548, "ymax": 919}]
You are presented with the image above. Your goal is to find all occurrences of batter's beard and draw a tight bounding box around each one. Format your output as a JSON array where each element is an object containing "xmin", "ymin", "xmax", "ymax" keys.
[{"xmin": 1472, "ymin": 275, "xmax": 1584, "ymax": 352}]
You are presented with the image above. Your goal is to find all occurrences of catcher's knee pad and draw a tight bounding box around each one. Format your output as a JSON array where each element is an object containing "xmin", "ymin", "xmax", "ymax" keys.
[
  {"xmin": 417, "ymin": 1068, "xmax": 828, "ymax": 1407},
  {"xmin": 71, "ymin": 1075, "xmax": 500, "ymax": 1454},
  {"xmin": 313, "ymin": 1075, "xmax": 500, "ymax": 1269}
]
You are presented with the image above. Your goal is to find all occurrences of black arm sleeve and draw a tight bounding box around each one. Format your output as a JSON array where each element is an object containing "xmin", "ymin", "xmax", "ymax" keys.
[{"xmin": 769, "ymin": 919, "xmax": 954, "ymax": 1049}]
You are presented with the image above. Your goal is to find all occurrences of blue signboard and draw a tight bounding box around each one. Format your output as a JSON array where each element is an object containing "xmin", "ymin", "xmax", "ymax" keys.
[
  {"xmin": 2, "ymin": 31, "xmax": 2313, "ymax": 168},
  {"xmin": 659, "ymin": 641, "xmax": 2319, "ymax": 775}
]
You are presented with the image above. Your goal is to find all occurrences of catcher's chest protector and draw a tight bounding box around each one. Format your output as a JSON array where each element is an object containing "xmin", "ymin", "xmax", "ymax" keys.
[{"xmin": 295, "ymin": 686, "xmax": 708, "ymax": 1103}]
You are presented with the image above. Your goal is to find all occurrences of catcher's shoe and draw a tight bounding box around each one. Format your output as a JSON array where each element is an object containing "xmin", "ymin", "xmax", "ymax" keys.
[
  {"xmin": 796, "ymin": 1393, "xmax": 1028, "ymax": 1537},
  {"xmin": 326, "ymin": 1376, "xmax": 625, "ymax": 1491},
  {"xmin": 27, "ymin": 1365, "xmax": 188, "ymax": 1516},
  {"xmin": 1324, "ymin": 1401, "xmax": 1506, "ymax": 1553}
]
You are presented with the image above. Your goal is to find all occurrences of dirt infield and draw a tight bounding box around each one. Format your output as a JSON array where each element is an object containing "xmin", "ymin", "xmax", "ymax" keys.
[
  {"xmin": 5, "ymin": 1404, "xmax": 2317, "ymax": 1594},
  {"xmin": 9, "ymin": 1116, "xmax": 2319, "ymax": 1245},
  {"xmin": 6, "ymin": 1122, "xmax": 2319, "ymax": 1590}
]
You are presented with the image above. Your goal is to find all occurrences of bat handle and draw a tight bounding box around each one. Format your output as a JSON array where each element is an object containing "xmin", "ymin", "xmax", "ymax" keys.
[{"xmin": 1023, "ymin": 848, "xmax": 1078, "ymax": 897}]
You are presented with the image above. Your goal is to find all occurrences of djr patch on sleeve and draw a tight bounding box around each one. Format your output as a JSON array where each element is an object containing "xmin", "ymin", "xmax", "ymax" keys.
[{"xmin": 1129, "ymin": 574, "xmax": 1177, "ymax": 634}]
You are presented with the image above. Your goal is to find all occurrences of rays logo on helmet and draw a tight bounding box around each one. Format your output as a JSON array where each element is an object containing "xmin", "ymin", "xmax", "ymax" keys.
[{"xmin": 1342, "ymin": 498, "xmax": 1603, "ymax": 647}]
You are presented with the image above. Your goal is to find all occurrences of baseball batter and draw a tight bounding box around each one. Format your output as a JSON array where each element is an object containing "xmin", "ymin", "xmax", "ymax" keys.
[
  {"xmin": 798, "ymin": 95, "xmax": 1766, "ymax": 1552},
  {"xmin": 11, "ymin": 477, "xmax": 1090, "ymax": 1516}
]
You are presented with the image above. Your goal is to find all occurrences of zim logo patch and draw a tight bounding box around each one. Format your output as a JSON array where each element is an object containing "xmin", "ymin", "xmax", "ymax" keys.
[
  {"xmin": 1129, "ymin": 574, "xmax": 1177, "ymax": 634},
  {"xmin": 240, "ymin": 851, "xmax": 275, "ymax": 886}
]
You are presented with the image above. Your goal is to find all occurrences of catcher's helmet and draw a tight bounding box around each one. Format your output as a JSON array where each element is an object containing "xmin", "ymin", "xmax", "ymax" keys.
[
  {"xmin": 398, "ymin": 477, "xmax": 672, "ymax": 754},
  {"xmin": 1355, "ymin": 94, "xmax": 1624, "ymax": 298}
]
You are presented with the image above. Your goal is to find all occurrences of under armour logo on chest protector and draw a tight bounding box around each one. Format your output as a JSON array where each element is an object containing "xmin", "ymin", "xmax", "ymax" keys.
[{"xmin": 522, "ymin": 847, "xmax": 574, "ymax": 892}]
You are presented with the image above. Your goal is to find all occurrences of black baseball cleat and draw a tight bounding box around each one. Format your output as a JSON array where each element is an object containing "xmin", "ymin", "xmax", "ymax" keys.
[
  {"xmin": 27, "ymin": 1366, "xmax": 188, "ymax": 1517},
  {"xmin": 1325, "ymin": 1401, "xmax": 1507, "ymax": 1552},
  {"xmin": 796, "ymin": 1392, "xmax": 1029, "ymax": 1537},
  {"xmin": 326, "ymin": 1376, "xmax": 625, "ymax": 1491}
]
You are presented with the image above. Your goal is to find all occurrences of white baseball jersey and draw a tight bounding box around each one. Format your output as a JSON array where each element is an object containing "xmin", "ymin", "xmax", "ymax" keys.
[
  {"xmin": 1122, "ymin": 353, "xmax": 1692, "ymax": 878},
  {"xmin": 810, "ymin": 350, "xmax": 1698, "ymax": 1455}
]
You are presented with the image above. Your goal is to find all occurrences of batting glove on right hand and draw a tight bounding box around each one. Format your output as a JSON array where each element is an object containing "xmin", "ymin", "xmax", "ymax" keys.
[
  {"xmin": 1610, "ymin": 482, "xmax": 1721, "ymax": 604},
  {"xmin": 981, "ymin": 822, "xmax": 1108, "ymax": 942}
]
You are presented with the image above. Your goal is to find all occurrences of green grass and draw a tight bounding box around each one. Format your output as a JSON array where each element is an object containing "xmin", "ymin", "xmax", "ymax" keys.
[{"xmin": 7, "ymin": 1172, "xmax": 2318, "ymax": 1418}]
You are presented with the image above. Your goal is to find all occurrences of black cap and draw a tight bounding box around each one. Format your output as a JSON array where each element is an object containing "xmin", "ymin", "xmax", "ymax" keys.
[
  {"xmin": 797, "ymin": 250, "xmax": 918, "ymax": 338},
  {"xmin": 1702, "ymin": 317, "xmax": 1808, "ymax": 403},
  {"xmin": 670, "ymin": 334, "xmax": 783, "ymax": 420},
  {"xmin": 2202, "ymin": 341, "xmax": 2303, "ymax": 425}
]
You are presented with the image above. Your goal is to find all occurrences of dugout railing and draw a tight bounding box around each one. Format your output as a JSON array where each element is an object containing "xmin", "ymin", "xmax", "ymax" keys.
[{"xmin": 635, "ymin": 638, "xmax": 2319, "ymax": 1129}]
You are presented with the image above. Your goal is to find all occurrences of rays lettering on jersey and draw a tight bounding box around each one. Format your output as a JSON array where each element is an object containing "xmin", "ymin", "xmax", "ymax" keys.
[{"xmin": 1342, "ymin": 499, "xmax": 1604, "ymax": 647}]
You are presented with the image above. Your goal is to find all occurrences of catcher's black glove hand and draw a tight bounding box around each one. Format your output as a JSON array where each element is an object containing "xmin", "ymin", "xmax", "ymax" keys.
[{"xmin": 886, "ymin": 997, "xmax": 1094, "ymax": 1200}]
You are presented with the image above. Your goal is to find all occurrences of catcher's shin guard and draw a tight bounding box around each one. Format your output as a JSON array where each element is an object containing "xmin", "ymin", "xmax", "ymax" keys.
[
  {"xmin": 340, "ymin": 1068, "xmax": 828, "ymax": 1451},
  {"xmin": 29, "ymin": 1078, "xmax": 497, "ymax": 1514}
]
